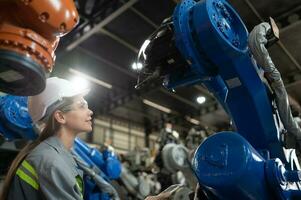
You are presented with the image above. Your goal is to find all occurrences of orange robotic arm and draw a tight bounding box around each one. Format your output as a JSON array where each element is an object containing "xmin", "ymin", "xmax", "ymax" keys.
[{"xmin": 0, "ymin": 0, "xmax": 79, "ymax": 95}]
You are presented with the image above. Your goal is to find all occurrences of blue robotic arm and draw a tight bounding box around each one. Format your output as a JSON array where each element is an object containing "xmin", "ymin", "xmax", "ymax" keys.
[
  {"xmin": 73, "ymin": 138, "xmax": 121, "ymax": 200},
  {"xmin": 0, "ymin": 95, "xmax": 36, "ymax": 140},
  {"xmin": 136, "ymin": 0, "xmax": 301, "ymax": 199}
]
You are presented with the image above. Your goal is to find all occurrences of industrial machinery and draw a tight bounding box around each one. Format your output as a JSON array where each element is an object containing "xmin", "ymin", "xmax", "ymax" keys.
[
  {"xmin": 0, "ymin": 0, "xmax": 78, "ymax": 96},
  {"xmin": 118, "ymin": 136, "xmax": 195, "ymax": 200},
  {"xmin": 136, "ymin": 0, "xmax": 301, "ymax": 199},
  {"xmin": 153, "ymin": 125, "xmax": 198, "ymax": 199},
  {"xmin": 185, "ymin": 127, "xmax": 208, "ymax": 150},
  {"xmin": 114, "ymin": 147, "xmax": 161, "ymax": 199},
  {"xmin": 0, "ymin": 95, "xmax": 121, "ymax": 200}
]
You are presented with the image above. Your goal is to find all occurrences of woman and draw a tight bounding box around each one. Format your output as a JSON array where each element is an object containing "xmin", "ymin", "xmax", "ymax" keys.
[{"xmin": 1, "ymin": 77, "xmax": 93, "ymax": 200}]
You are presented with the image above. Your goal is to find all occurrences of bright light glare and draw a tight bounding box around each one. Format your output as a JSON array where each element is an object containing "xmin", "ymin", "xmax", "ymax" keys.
[
  {"xmin": 69, "ymin": 68, "xmax": 112, "ymax": 89},
  {"xmin": 196, "ymin": 96, "xmax": 206, "ymax": 104},
  {"xmin": 51, "ymin": 0, "xmax": 61, "ymax": 11},
  {"xmin": 70, "ymin": 76, "xmax": 89, "ymax": 91},
  {"xmin": 136, "ymin": 62, "xmax": 143, "ymax": 70},
  {"xmin": 132, "ymin": 62, "xmax": 137, "ymax": 70},
  {"xmin": 131, "ymin": 62, "xmax": 143, "ymax": 71}
]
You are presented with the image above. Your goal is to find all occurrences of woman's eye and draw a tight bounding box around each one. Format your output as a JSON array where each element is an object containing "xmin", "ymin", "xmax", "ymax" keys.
[{"xmin": 79, "ymin": 101, "xmax": 88, "ymax": 108}]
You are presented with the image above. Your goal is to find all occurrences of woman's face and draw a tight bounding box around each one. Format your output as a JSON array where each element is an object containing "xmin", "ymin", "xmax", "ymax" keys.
[{"xmin": 62, "ymin": 96, "xmax": 93, "ymax": 133}]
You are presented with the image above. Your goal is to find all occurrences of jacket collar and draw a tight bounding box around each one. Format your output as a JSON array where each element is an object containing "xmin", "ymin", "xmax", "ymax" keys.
[
  {"xmin": 44, "ymin": 136, "xmax": 83, "ymax": 177},
  {"xmin": 44, "ymin": 136, "xmax": 69, "ymax": 153}
]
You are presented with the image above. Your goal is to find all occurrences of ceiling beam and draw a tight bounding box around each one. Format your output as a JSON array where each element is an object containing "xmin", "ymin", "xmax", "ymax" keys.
[
  {"xmin": 159, "ymin": 88, "xmax": 200, "ymax": 109},
  {"xmin": 277, "ymin": 5, "xmax": 301, "ymax": 31},
  {"xmin": 194, "ymin": 85, "xmax": 214, "ymax": 98},
  {"xmin": 99, "ymin": 28, "xmax": 139, "ymax": 53},
  {"xmin": 77, "ymin": 46, "xmax": 136, "ymax": 78},
  {"xmin": 280, "ymin": 20, "xmax": 301, "ymax": 34},
  {"xmin": 119, "ymin": 0, "xmax": 159, "ymax": 28},
  {"xmin": 129, "ymin": 7, "xmax": 159, "ymax": 28},
  {"xmin": 66, "ymin": 0, "xmax": 139, "ymax": 51},
  {"xmin": 110, "ymin": 105, "xmax": 158, "ymax": 120}
]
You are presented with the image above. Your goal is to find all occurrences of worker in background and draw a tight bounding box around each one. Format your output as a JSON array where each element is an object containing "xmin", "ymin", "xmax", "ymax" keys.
[{"xmin": 0, "ymin": 77, "xmax": 93, "ymax": 200}]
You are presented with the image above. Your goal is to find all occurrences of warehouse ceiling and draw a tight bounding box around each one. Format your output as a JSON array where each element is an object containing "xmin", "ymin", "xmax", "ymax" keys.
[{"xmin": 54, "ymin": 0, "xmax": 301, "ymax": 133}]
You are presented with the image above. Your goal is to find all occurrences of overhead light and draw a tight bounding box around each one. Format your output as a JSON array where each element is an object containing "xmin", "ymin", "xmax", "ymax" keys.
[
  {"xmin": 196, "ymin": 96, "xmax": 206, "ymax": 104},
  {"xmin": 69, "ymin": 68, "xmax": 112, "ymax": 89},
  {"xmin": 137, "ymin": 62, "xmax": 143, "ymax": 70},
  {"xmin": 70, "ymin": 76, "xmax": 89, "ymax": 91},
  {"xmin": 131, "ymin": 63, "xmax": 137, "ymax": 70},
  {"xmin": 142, "ymin": 99, "xmax": 171, "ymax": 113},
  {"xmin": 185, "ymin": 116, "xmax": 200, "ymax": 125},
  {"xmin": 131, "ymin": 62, "xmax": 143, "ymax": 71}
]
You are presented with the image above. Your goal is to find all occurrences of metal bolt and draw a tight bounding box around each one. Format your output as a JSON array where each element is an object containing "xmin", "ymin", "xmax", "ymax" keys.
[
  {"xmin": 217, "ymin": 1, "xmax": 224, "ymax": 9},
  {"xmin": 222, "ymin": 8, "xmax": 231, "ymax": 20},
  {"xmin": 212, "ymin": 14, "xmax": 218, "ymax": 22},
  {"xmin": 39, "ymin": 12, "xmax": 49, "ymax": 23},
  {"xmin": 13, "ymin": 41, "xmax": 18, "ymax": 47},
  {"xmin": 59, "ymin": 23, "xmax": 67, "ymax": 32}
]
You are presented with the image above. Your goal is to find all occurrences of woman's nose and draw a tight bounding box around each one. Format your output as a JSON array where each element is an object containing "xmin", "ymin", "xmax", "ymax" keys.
[{"xmin": 89, "ymin": 109, "xmax": 93, "ymax": 116}]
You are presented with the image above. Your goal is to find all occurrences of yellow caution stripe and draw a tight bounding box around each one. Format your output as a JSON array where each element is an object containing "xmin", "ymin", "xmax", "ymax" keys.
[
  {"xmin": 16, "ymin": 168, "xmax": 39, "ymax": 190},
  {"xmin": 76, "ymin": 175, "xmax": 84, "ymax": 199},
  {"xmin": 21, "ymin": 160, "xmax": 38, "ymax": 180}
]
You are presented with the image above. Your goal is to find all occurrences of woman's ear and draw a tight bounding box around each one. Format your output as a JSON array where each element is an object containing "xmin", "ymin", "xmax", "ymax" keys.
[{"xmin": 53, "ymin": 110, "xmax": 66, "ymax": 124}]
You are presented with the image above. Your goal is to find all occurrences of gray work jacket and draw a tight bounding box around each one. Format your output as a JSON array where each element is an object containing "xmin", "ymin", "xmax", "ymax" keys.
[{"xmin": 7, "ymin": 136, "xmax": 84, "ymax": 200}]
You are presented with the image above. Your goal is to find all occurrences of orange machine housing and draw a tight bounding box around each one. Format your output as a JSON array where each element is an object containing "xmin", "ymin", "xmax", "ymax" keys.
[{"xmin": 0, "ymin": 0, "xmax": 79, "ymax": 95}]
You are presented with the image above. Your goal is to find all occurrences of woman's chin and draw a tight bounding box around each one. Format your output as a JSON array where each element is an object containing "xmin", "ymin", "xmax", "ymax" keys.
[{"xmin": 85, "ymin": 126, "xmax": 93, "ymax": 132}]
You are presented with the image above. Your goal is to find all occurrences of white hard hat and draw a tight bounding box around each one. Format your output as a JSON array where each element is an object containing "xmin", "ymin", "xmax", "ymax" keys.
[{"xmin": 28, "ymin": 77, "xmax": 89, "ymax": 123}]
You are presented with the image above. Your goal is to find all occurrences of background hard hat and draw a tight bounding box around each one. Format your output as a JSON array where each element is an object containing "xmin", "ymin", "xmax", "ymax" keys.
[{"xmin": 28, "ymin": 77, "xmax": 89, "ymax": 123}]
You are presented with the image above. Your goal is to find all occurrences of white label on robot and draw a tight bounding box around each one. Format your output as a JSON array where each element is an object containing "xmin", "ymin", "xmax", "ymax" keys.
[
  {"xmin": 226, "ymin": 77, "xmax": 241, "ymax": 88},
  {"xmin": 0, "ymin": 70, "xmax": 24, "ymax": 82}
]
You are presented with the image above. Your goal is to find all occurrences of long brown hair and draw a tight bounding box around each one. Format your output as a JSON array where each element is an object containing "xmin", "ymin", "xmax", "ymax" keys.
[{"xmin": 0, "ymin": 97, "xmax": 74, "ymax": 200}]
